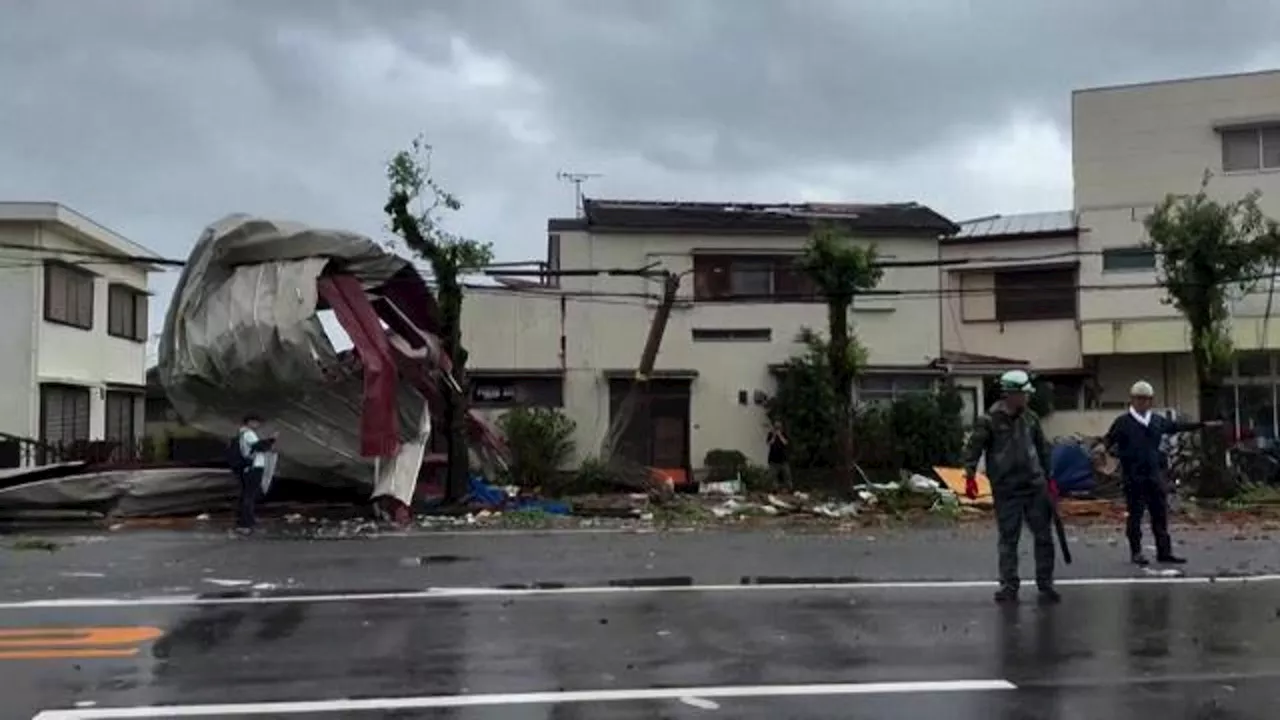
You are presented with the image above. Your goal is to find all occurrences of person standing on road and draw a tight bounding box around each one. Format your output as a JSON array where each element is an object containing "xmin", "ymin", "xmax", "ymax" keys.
[
  {"xmin": 1105, "ymin": 380, "xmax": 1221, "ymax": 566},
  {"xmin": 234, "ymin": 413, "xmax": 275, "ymax": 536},
  {"xmin": 766, "ymin": 421, "xmax": 792, "ymax": 490},
  {"xmin": 963, "ymin": 370, "xmax": 1059, "ymax": 605}
]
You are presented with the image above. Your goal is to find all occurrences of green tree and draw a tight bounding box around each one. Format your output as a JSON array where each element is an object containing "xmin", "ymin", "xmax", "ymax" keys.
[
  {"xmin": 1144, "ymin": 172, "xmax": 1280, "ymax": 497},
  {"xmin": 767, "ymin": 328, "xmax": 857, "ymax": 470},
  {"xmin": 796, "ymin": 223, "xmax": 883, "ymax": 483},
  {"xmin": 385, "ymin": 136, "xmax": 495, "ymax": 501}
]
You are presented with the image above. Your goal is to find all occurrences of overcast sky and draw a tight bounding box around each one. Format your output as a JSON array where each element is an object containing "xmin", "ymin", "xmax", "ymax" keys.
[{"xmin": 5, "ymin": 0, "xmax": 1280, "ymax": 350}]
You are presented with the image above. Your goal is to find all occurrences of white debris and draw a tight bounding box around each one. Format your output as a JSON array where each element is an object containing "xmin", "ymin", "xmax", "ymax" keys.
[
  {"xmin": 60, "ymin": 572, "xmax": 106, "ymax": 579},
  {"xmin": 700, "ymin": 480, "xmax": 745, "ymax": 496},
  {"xmin": 680, "ymin": 696, "xmax": 721, "ymax": 710},
  {"xmin": 203, "ymin": 578, "xmax": 253, "ymax": 587}
]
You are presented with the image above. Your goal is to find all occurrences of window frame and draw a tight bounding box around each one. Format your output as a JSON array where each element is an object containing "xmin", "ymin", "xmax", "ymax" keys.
[
  {"xmin": 855, "ymin": 374, "xmax": 937, "ymax": 405},
  {"xmin": 107, "ymin": 283, "xmax": 148, "ymax": 342},
  {"xmin": 992, "ymin": 266, "xmax": 1077, "ymax": 322},
  {"xmin": 1221, "ymin": 126, "xmax": 1280, "ymax": 174},
  {"xmin": 43, "ymin": 261, "xmax": 96, "ymax": 330},
  {"xmin": 470, "ymin": 376, "xmax": 565, "ymax": 409},
  {"xmin": 104, "ymin": 389, "xmax": 142, "ymax": 444},
  {"xmin": 692, "ymin": 254, "xmax": 820, "ymax": 302},
  {"xmin": 1101, "ymin": 247, "xmax": 1157, "ymax": 273},
  {"xmin": 691, "ymin": 328, "xmax": 772, "ymax": 342},
  {"xmin": 39, "ymin": 383, "xmax": 91, "ymax": 445}
]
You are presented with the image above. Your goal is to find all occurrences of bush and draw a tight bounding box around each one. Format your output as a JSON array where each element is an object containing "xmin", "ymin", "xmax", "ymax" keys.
[
  {"xmin": 549, "ymin": 456, "xmax": 620, "ymax": 496},
  {"xmin": 703, "ymin": 449, "xmax": 749, "ymax": 483},
  {"xmin": 497, "ymin": 407, "xmax": 576, "ymax": 491},
  {"xmin": 741, "ymin": 464, "xmax": 777, "ymax": 493}
]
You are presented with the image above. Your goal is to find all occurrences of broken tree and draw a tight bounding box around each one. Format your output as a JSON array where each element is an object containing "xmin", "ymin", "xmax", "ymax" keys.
[{"xmin": 385, "ymin": 137, "xmax": 495, "ymax": 501}]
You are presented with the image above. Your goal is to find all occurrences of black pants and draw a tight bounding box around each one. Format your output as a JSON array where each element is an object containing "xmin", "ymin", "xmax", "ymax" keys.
[
  {"xmin": 1125, "ymin": 477, "xmax": 1171, "ymax": 557},
  {"xmin": 237, "ymin": 467, "xmax": 264, "ymax": 529},
  {"xmin": 994, "ymin": 487, "xmax": 1055, "ymax": 591}
]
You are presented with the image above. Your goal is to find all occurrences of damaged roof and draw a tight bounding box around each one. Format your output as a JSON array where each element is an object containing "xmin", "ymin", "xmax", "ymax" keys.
[
  {"xmin": 548, "ymin": 198, "xmax": 958, "ymax": 236},
  {"xmin": 950, "ymin": 210, "xmax": 1077, "ymax": 242}
]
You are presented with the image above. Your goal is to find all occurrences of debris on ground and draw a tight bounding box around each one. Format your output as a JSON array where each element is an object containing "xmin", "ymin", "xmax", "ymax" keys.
[{"xmin": 8, "ymin": 537, "xmax": 61, "ymax": 552}]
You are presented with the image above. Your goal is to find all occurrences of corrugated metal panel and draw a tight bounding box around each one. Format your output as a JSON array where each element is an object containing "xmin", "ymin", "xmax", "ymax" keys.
[{"xmin": 951, "ymin": 210, "xmax": 1077, "ymax": 240}]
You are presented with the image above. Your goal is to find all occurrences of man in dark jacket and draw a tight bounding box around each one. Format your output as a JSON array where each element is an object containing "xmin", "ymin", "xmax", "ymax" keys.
[
  {"xmin": 1106, "ymin": 380, "xmax": 1221, "ymax": 566},
  {"xmin": 964, "ymin": 370, "xmax": 1059, "ymax": 604}
]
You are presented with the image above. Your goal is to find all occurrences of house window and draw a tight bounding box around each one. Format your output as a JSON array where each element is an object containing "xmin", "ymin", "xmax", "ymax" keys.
[
  {"xmin": 44, "ymin": 262, "xmax": 95, "ymax": 329},
  {"xmin": 105, "ymin": 390, "xmax": 141, "ymax": 443},
  {"xmin": 1049, "ymin": 377, "xmax": 1084, "ymax": 412},
  {"xmin": 107, "ymin": 284, "xmax": 148, "ymax": 341},
  {"xmin": 691, "ymin": 328, "xmax": 772, "ymax": 342},
  {"xmin": 40, "ymin": 384, "xmax": 90, "ymax": 445},
  {"xmin": 1102, "ymin": 247, "xmax": 1157, "ymax": 272},
  {"xmin": 692, "ymin": 255, "xmax": 819, "ymax": 302},
  {"xmin": 993, "ymin": 267, "xmax": 1076, "ymax": 322},
  {"xmin": 856, "ymin": 375, "xmax": 935, "ymax": 404},
  {"xmin": 1222, "ymin": 127, "xmax": 1280, "ymax": 173},
  {"xmin": 470, "ymin": 376, "xmax": 564, "ymax": 408}
]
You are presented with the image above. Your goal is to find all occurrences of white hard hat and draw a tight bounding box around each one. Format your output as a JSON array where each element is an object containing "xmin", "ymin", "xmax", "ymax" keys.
[
  {"xmin": 998, "ymin": 369, "xmax": 1034, "ymax": 393},
  {"xmin": 1129, "ymin": 380, "xmax": 1155, "ymax": 398}
]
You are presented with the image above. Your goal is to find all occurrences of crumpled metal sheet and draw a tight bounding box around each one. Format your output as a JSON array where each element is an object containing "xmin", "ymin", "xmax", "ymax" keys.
[
  {"xmin": 0, "ymin": 467, "xmax": 238, "ymax": 518},
  {"xmin": 156, "ymin": 215, "xmax": 429, "ymax": 491}
]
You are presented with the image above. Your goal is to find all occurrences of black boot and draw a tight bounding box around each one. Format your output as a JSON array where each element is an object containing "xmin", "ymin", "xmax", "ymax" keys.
[
  {"xmin": 1131, "ymin": 552, "xmax": 1150, "ymax": 566},
  {"xmin": 1037, "ymin": 587, "xmax": 1061, "ymax": 605},
  {"xmin": 993, "ymin": 586, "xmax": 1019, "ymax": 604},
  {"xmin": 1156, "ymin": 553, "xmax": 1187, "ymax": 564}
]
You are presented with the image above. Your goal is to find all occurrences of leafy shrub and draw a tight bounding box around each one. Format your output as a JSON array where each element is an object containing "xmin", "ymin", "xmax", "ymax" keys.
[
  {"xmin": 703, "ymin": 449, "xmax": 749, "ymax": 483},
  {"xmin": 497, "ymin": 407, "xmax": 576, "ymax": 491},
  {"xmin": 741, "ymin": 464, "xmax": 778, "ymax": 493},
  {"xmin": 548, "ymin": 456, "xmax": 620, "ymax": 496}
]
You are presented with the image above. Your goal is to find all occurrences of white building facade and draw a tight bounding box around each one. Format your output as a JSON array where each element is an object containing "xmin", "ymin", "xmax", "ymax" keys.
[
  {"xmin": 463, "ymin": 200, "xmax": 958, "ymax": 472},
  {"xmin": 1073, "ymin": 69, "xmax": 1280, "ymax": 436},
  {"xmin": 0, "ymin": 203, "xmax": 162, "ymax": 463}
]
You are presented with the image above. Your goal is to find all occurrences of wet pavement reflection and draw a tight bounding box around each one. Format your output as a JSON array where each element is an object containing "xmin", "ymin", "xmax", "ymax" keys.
[{"xmin": 9, "ymin": 582, "xmax": 1280, "ymax": 718}]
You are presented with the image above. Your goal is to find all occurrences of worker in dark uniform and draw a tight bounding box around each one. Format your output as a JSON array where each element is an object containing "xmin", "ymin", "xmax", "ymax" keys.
[
  {"xmin": 1105, "ymin": 380, "xmax": 1221, "ymax": 566},
  {"xmin": 963, "ymin": 370, "xmax": 1059, "ymax": 604}
]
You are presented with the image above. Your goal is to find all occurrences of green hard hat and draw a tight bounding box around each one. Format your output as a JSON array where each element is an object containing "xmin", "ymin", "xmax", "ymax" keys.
[{"xmin": 998, "ymin": 369, "xmax": 1034, "ymax": 393}]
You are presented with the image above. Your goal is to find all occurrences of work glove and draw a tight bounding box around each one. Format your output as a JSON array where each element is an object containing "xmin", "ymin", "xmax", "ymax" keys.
[
  {"xmin": 1047, "ymin": 477, "xmax": 1059, "ymax": 501},
  {"xmin": 964, "ymin": 475, "xmax": 978, "ymax": 500}
]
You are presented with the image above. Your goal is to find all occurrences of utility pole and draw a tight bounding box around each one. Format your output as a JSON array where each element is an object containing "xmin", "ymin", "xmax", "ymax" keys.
[
  {"xmin": 601, "ymin": 271, "xmax": 681, "ymax": 494},
  {"xmin": 556, "ymin": 171, "xmax": 602, "ymax": 218}
]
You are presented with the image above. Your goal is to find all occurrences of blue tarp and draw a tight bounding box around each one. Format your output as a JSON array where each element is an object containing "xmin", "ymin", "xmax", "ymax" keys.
[
  {"xmin": 465, "ymin": 476, "xmax": 570, "ymax": 515},
  {"xmin": 1051, "ymin": 443, "xmax": 1096, "ymax": 496}
]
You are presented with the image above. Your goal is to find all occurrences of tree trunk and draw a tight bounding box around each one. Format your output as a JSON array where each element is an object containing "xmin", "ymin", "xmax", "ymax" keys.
[
  {"xmin": 827, "ymin": 298, "xmax": 854, "ymax": 482},
  {"xmin": 1193, "ymin": 357, "xmax": 1233, "ymax": 499},
  {"xmin": 440, "ymin": 287, "xmax": 471, "ymax": 503}
]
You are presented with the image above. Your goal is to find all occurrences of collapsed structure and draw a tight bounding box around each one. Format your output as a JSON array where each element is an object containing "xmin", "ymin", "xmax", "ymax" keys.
[
  {"xmin": 0, "ymin": 215, "xmax": 506, "ymax": 520},
  {"xmin": 157, "ymin": 215, "xmax": 507, "ymax": 510}
]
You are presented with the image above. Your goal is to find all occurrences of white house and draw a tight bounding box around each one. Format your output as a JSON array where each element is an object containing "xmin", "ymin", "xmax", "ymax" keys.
[
  {"xmin": 463, "ymin": 199, "xmax": 958, "ymax": 473},
  {"xmin": 0, "ymin": 202, "xmax": 163, "ymax": 460}
]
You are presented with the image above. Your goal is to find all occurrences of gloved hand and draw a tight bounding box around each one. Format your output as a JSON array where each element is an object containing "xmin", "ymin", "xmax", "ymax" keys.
[
  {"xmin": 964, "ymin": 475, "xmax": 978, "ymax": 500},
  {"xmin": 1047, "ymin": 477, "xmax": 1059, "ymax": 501}
]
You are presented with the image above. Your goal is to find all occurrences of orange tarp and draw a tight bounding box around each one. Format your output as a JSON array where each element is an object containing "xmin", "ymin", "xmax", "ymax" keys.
[{"xmin": 934, "ymin": 466, "xmax": 991, "ymax": 505}]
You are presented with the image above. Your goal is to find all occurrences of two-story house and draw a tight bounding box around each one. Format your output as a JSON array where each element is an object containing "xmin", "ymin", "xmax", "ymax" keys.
[
  {"xmin": 1074, "ymin": 69, "xmax": 1280, "ymax": 437},
  {"xmin": 0, "ymin": 202, "xmax": 163, "ymax": 458},
  {"xmin": 463, "ymin": 199, "xmax": 958, "ymax": 472}
]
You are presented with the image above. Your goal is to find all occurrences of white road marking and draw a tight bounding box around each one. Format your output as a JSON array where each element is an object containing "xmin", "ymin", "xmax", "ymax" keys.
[
  {"xmin": 2, "ymin": 574, "xmax": 1278, "ymax": 610},
  {"xmin": 31, "ymin": 679, "xmax": 1016, "ymax": 718}
]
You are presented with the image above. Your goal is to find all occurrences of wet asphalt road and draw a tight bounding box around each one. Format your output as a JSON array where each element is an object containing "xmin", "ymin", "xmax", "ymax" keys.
[{"xmin": 5, "ymin": 526, "xmax": 1280, "ymax": 717}]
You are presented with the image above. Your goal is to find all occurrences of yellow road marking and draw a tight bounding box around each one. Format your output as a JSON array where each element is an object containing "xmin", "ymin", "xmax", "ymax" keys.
[{"xmin": 0, "ymin": 626, "xmax": 162, "ymax": 660}]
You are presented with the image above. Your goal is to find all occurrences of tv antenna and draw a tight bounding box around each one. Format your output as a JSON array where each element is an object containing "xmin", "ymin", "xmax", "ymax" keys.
[{"xmin": 557, "ymin": 171, "xmax": 602, "ymax": 217}]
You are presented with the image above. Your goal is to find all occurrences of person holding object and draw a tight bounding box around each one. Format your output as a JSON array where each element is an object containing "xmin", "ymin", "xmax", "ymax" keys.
[
  {"xmin": 1105, "ymin": 380, "xmax": 1222, "ymax": 566},
  {"xmin": 232, "ymin": 413, "xmax": 277, "ymax": 535},
  {"xmin": 963, "ymin": 370, "xmax": 1059, "ymax": 604},
  {"xmin": 766, "ymin": 421, "xmax": 792, "ymax": 490}
]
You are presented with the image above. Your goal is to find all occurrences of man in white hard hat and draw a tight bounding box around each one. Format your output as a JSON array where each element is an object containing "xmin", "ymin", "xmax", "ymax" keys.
[
  {"xmin": 1105, "ymin": 380, "xmax": 1221, "ymax": 566},
  {"xmin": 963, "ymin": 369, "xmax": 1059, "ymax": 604}
]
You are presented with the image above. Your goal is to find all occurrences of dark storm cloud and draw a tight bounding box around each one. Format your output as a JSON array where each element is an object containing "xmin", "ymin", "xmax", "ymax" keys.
[{"xmin": 2, "ymin": 0, "xmax": 1279, "ymax": 343}]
